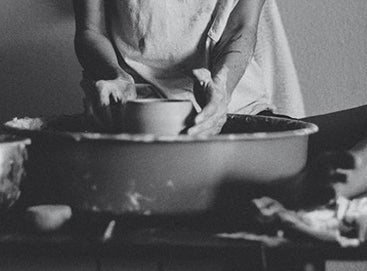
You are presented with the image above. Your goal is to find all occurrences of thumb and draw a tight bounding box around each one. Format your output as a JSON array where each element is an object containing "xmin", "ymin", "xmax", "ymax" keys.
[{"xmin": 192, "ymin": 68, "xmax": 212, "ymax": 88}]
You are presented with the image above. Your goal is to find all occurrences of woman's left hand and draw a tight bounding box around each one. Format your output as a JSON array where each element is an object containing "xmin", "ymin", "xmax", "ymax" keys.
[{"xmin": 188, "ymin": 68, "xmax": 229, "ymax": 136}]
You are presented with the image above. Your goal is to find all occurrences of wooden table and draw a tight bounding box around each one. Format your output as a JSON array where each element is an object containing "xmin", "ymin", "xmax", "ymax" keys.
[{"xmin": 0, "ymin": 224, "xmax": 366, "ymax": 271}]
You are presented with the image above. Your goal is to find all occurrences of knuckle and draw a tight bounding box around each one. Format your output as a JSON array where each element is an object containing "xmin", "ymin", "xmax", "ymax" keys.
[
  {"xmin": 203, "ymin": 121, "xmax": 213, "ymax": 131},
  {"xmin": 95, "ymin": 80, "xmax": 109, "ymax": 91},
  {"xmin": 96, "ymin": 87, "xmax": 105, "ymax": 96},
  {"xmin": 95, "ymin": 80, "xmax": 104, "ymax": 88}
]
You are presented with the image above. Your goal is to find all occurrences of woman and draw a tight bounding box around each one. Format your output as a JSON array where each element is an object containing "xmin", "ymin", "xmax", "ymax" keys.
[
  {"xmin": 73, "ymin": 0, "xmax": 367, "ymax": 206},
  {"xmin": 73, "ymin": 0, "xmax": 271, "ymax": 135}
]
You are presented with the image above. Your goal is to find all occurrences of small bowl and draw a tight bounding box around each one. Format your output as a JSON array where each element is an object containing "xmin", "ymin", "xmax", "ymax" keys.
[
  {"xmin": 0, "ymin": 134, "xmax": 30, "ymax": 211},
  {"xmin": 123, "ymin": 99, "xmax": 196, "ymax": 136}
]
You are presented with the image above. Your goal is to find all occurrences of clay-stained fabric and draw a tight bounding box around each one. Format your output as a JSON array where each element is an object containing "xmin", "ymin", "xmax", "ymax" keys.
[{"xmin": 108, "ymin": 0, "xmax": 304, "ymax": 116}]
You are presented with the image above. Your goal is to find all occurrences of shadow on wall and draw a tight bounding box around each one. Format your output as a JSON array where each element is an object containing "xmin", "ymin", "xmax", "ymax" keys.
[{"xmin": 0, "ymin": 0, "xmax": 82, "ymax": 123}]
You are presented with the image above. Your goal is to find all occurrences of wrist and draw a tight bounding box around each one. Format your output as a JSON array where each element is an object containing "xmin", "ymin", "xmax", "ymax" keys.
[
  {"xmin": 211, "ymin": 66, "xmax": 230, "ymax": 105},
  {"xmin": 115, "ymin": 70, "xmax": 134, "ymax": 83}
]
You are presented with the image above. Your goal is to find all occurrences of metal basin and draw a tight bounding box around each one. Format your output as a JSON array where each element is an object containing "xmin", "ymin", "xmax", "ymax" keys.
[{"xmin": 4, "ymin": 114, "xmax": 318, "ymax": 215}]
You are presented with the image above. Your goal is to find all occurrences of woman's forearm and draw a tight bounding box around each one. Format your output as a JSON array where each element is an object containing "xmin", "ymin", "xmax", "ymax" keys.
[
  {"xmin": 73, "ymin": 0, "xmax": 130, "ymax": 81},
  {"xmin": 74, "ymin": 30, "xmax": 129, "ymax": 81},
  {"xmin": 210, "ymin": 0, "xmax": 265, "ymax": 97},
  {"xmin": 210, "ymin": 26, "xmax": 258, "ymax": 97}
]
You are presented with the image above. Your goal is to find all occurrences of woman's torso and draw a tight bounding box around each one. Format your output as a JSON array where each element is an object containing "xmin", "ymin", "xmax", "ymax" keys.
[{"xmin": 107, "ymin": 0, "xmax": 271, "ymax": 114}]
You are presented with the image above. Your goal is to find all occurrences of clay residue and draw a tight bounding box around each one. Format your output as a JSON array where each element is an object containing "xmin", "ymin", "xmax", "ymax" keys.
[
  {"xmin": 124, "ymin": 179, "xmax": 154, "ymax": 212},
  {"xmin": 0, "ymin": 139, "xmax": 29, "ymax": 210},
  {"xmin": 125, "ymin": 191, "xmax": 154, "ymax": 212},
  {"xmin": 4, "ymin": 114, "xmax": 319, "ymax": 143},
  {"xmin": 5, "ymin": 117, "xmax": 44, "ymax": 130}
]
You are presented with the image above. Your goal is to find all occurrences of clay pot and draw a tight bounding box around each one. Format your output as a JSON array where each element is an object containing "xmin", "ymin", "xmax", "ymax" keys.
[
  {"xmin": 123, "ymin": 99, "xmax": 196, "ymax": 135},
  {"xmin": 0, "ymin": 134, "xmax": 30, "ymax": 211}
]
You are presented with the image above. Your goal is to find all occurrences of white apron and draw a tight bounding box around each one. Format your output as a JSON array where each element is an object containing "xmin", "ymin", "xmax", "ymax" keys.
[{"xmin": 108, "ymin": 0, "xmax": 301, "ymax": 116}]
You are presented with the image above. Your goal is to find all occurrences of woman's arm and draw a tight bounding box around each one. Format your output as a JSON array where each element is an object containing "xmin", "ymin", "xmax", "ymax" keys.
[
  {"xmin": 73, "ymin": 0, "xmax": 136, "ymax": 130},
  {"xmin": 189, "ymin": 0, "xmax": 265, "ymax": 136},
  {"xmin": 73, "ymin": 0, "xmax": 131, "ymax": 81},
  {"xmin": 211, "ymin": 0, "xmax": 265, "ymax": 96}
]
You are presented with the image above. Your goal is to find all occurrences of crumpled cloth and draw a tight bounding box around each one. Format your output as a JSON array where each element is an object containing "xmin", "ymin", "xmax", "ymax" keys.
[{"xmin": 218, "ymin": 197, "xmax": 367, "ymax": 248}]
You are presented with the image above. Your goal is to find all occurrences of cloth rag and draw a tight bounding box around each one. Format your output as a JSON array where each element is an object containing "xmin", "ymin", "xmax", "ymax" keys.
[{"xmin": 218, "ymin": 197, "xmax": 367, "ymax": 248}]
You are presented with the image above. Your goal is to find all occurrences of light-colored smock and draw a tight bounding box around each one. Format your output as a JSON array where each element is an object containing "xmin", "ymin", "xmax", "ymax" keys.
[{"xmin": 108, "ymin": 0, "xmax": 305, "ymax": 117}]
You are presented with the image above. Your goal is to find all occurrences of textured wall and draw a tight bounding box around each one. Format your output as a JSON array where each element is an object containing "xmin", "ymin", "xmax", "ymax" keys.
[{"xmin": 0, "ymin": 0, "xmax": 367, "ymax": 123}]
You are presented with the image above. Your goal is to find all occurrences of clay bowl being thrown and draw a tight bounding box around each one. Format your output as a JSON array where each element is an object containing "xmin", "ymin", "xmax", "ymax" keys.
[
  {"xmin": 123, "ymin": 99, "xmax": 196, "ymax": 136},
  {"xmin": 0, "ymin": 134, "xmax": 30, "ymax": 212}
]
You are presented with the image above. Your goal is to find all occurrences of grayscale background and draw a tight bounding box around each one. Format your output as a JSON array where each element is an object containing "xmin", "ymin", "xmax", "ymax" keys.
[{"xmin": 1, "ymin": 1, "xmax": 366, "ymax": 270}]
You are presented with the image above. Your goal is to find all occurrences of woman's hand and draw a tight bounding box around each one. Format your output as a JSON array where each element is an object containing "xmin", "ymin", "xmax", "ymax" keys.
[
  {"xmin": 81, "ymin": 74, "xmax": 137, "ymax": 130},
  {"xmin": 188, "ymin": 68, "xmax": 229, "ymax": 136}
]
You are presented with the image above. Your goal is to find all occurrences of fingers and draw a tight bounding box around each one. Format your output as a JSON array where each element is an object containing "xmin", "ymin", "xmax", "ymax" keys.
[
  {"xmin": 188, "ymin": 108, "xmax": 227, "ymax": 136},
  {"xmin": 192, "ymin": 68, "xmax": 212, "ymax": 88},
  {"xmin": 94, "ymin": 79, "xmax": 136, "ymax": 106},
  {"xmin": 110, "ymin": 89, "xmax": 123, "ymax": 104},
  {"xmin": 195, "ymin": 99, "xmax": 218, "ymax": 124},
  {"xmin": 192, "ymin": 68, "xmax": 212, "ymax": 108},
  {"xmin": 189, "ymin": 118, "xmax": 226, "ymax": 136},
  {"xmin": 343, "ymin": 208, "xmax": 367, "ymax": 243},
  {"xmin": 80, "ymin": 77, "xmax": 137, "ymax": 131},
  {"xmin": 189, "ymin": 69, "xmax": 228, "ymax": 136},
  {"xmin": 91, "ymin": 81, "xmax": 115, "ymax": 130},
  {"xmin": 193, "ymin": 79, "xmax": 227, "ymax": 124},
  {"xmin": 95, "ymin": 81, "xmax": 113, "ymax": 106}
]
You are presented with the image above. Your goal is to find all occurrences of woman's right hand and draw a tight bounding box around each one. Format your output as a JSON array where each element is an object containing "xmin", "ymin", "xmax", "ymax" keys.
[{"xmin": 81, "ymin": 74, "xmax": 137, "ymax": 131}]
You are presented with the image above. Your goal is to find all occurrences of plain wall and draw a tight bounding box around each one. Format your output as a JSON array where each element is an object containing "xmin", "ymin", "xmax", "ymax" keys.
[
  {"xmin": 0, "ymin": 0, "xmax": 81, "ymax": 123},
  {"xmin": 1, "ymin": 0, "xmax": 367, "ymax": 123},
  {"xmin": 278, "ymin": 0, "xmax": 367, "ymax": 116}
]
